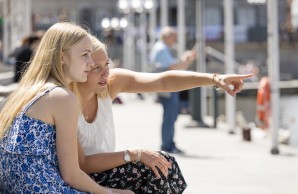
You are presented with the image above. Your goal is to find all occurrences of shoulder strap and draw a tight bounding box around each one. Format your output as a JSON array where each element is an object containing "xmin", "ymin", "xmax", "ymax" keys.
[{"xmin": 21, "ymin": 86, "xmax": 61, "ymax": 113}]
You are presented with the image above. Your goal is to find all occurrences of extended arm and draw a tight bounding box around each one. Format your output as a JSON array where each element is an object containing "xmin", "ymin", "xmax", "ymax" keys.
[{"xmin": 109, "ymin": 68, "xmax": 253, "ymax": 99}]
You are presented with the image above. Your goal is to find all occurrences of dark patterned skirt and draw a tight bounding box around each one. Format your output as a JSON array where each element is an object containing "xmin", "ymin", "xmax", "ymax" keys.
[{"xmin": 90, "ymin": 151, "xmax": 187, "ymax": 194}]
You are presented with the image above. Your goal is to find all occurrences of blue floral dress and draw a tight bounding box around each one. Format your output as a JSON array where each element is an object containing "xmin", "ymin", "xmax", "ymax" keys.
[{"xmin": 0, "ymin": 86, "xmax": 88, "ymax": 194}]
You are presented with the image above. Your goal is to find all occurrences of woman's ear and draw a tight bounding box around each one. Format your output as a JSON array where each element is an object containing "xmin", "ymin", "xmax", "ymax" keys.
[{"xmin": 61, "ymin": 51, "xmax": 64, "ymax": 64}]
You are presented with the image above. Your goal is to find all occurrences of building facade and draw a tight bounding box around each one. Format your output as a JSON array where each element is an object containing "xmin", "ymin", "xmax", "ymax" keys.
[{"xmin": 1, "ymin": 0, "xmax": 297, "ymax": 78}]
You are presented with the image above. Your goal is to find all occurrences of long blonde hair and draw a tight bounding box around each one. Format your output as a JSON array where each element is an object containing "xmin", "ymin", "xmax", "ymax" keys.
[
  {"xmin": 0, "ymin": 22, "xmax": 89, "ymax": 138},
  {"xmin": 70, "ymin": 35, "xmax": 109, "ymax": 104}
]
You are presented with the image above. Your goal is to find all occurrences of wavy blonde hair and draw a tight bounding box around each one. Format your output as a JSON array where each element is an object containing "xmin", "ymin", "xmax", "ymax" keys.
[
  {"xmin": 0, "ymin": 22, "xmax": 89, "ymax": 138},
  {"xmin": 70, "ymin": 35, "xmax": 109, "ymax": 104}
]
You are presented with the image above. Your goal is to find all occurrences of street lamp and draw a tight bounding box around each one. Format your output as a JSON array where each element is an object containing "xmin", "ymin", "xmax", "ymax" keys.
[
  {"xmin": 101, "ymin": 18, "xmax": 110, "ymax": 29},
  {"xmin": 117, "ymin": 0, "xmax": 155, "ymax": 71},
  {"xmin": 119, "ymin": 18, "xmax": 128, "ymax": 29},
  {"xmin": 249, "ymin": 0, "xmax": 281, "ymax": 155},
  {"xmin": 100, "ymin": 16, "xmax": 127, "ymax": 71},
  {"xmin": 110, "ymin": 17, "xmax": 120, "ymax": 29},
  {"xmin": 118, "ymin": 0, "xmax": 154, "ymax": 13},
  {"xmin": 144, "ymin": 0, "xmax": 154, "ymax": 10},
  {"xmin": 101, "ymin": 17, "xmax": 127, "ymax": 31}
]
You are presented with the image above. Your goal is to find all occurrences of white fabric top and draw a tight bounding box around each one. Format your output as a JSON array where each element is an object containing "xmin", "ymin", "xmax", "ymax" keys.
[{"xmin": 77, "ymin": 97, "xmax": 115, "ymax": 156}]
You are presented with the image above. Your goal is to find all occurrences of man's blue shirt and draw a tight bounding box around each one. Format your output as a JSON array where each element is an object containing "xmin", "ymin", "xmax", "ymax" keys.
[{"xmin": 150, "ymin": 41, "xmax": 176, "ymax": 72}]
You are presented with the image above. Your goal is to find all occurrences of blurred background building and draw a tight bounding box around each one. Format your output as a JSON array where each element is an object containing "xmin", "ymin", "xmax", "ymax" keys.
[{"xmin": 0, "ymin": 0, "xmax": 297, "ymax": 79}]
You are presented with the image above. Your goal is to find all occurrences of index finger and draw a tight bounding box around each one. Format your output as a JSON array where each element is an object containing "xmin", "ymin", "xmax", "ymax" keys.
[{"xmin": 236, "ymin": 73, "xmax": 254, "ymax": 79}]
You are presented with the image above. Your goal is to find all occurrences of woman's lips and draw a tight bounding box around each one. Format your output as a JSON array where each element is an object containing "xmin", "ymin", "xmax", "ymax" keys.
[{"xmin": 98, "ymin": 81, "xmax": 107, "ymax": 86}]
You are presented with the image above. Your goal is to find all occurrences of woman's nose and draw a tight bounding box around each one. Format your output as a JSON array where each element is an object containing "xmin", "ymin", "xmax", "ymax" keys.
[
  {"xmin": 101, "ymin": 68, "xmax": 109, "ymax": 77},
  {"xmin": 87, "ymin": 57, "xmax": 95, "ymax": 69}
]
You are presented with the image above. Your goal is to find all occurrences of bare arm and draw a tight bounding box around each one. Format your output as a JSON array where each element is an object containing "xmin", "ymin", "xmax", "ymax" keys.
[
  {"xmin": 78, "ymin": 145, "xmax": 135, "ymax": 194},
  {"xmin": 51, "ymin": 88, "xmax": 107, "ymax": 194},
  {"xmin": 109, "ymin": 68, "xmax": 253, "ymax": 99},
  {"xmin": 78, "ymin": 142, "xmax": 128, "ymax": 174}
]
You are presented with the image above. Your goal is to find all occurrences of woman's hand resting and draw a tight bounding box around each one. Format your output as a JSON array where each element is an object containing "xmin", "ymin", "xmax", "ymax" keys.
[{"xmin": 139, "ymin": 150, "xmax": 172, "ymax": 179}]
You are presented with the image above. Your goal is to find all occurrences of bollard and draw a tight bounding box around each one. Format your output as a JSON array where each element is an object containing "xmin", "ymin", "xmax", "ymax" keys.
[
  {"xmin": 237, "ymin": 111, "xmax": 251, "ymax": 142},
  {"xmin": 242, "ymin": 127, "xmax": 251, "ymax": 141}
]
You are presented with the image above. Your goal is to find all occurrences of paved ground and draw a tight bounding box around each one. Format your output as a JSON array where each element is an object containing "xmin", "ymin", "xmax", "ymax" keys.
[{"xmin": 113, "ymin": 94, "xmax": 298, "ymax": 194}]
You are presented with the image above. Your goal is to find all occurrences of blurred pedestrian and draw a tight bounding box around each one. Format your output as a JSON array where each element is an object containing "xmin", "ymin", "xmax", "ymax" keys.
[
  {"xmin": 0, "ymin": 22, "xmax": 133, "ymax": 194},
  {"xmin": 149, "ymin": 26, "xmax": 196, "ymax": 153},
  {"xmin": 14, "ymin": 33, "xmax": 42, "ymax": 82}
]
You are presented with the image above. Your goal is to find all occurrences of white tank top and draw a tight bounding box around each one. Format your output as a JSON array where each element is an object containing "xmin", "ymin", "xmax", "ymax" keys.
[{"xmin": 77, "ymin": 97, "xmax": 116, "ymax": 156}]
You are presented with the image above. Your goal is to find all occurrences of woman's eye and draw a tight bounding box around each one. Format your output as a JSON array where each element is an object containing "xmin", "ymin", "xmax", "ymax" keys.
[
  {"xmin": 92, "ymin": 66, "xmax": 101, "ymax": 72},
  {"xmin": 83, "ymin": 53, "xmax": 90, "ymax": 57}
]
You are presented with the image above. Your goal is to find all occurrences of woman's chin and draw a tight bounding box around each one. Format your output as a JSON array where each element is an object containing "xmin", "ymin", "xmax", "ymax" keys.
[{"xmin": 98, "ymin": 85, "xmax": 108, "ymax": 92}]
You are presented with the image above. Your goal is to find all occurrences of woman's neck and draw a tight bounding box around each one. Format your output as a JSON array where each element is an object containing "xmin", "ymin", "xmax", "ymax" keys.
[{"xmin": 81, "ymin": 93, "xmax": 98, "ymax": 123}]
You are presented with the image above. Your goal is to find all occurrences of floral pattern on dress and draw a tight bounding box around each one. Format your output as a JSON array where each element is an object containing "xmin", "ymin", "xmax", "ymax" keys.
[
  {"xmin": 90, "ymin": 151, "xmax": 187, "ymax": 194},
  {"xmin": 0, "ymin": 87, "xmax": 89, "ymax": 194}
]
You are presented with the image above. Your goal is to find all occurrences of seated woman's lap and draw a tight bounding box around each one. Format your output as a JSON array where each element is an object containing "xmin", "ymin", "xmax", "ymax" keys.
[{"xmin": 90, "ymin": 152, "xmax": 187, "ymax": 194}]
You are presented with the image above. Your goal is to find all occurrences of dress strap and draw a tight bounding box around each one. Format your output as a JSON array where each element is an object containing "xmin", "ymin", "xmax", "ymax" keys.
[{"xmin": 21, "ymin": 86, "xmax": 61, "ymax": 113}]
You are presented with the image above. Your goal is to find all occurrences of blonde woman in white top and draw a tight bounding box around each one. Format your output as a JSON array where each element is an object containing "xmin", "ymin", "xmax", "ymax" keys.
[{"xmin": 72, "ymin": 35, "xmax": 252, "ymax": 193}]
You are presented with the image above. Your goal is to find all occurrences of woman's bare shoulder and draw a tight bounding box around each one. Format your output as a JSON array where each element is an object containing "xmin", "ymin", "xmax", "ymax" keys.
[
  {"xmin": 46, "ymin": 87, "xmax": 79, "ymax": 124},
  {"xmin": 24, "ymin": 87, "xmax": 77, "ymax": 125},
  {"xmin": 47, "ymin": 87, "xmax": 77, "ymax": 107}
]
